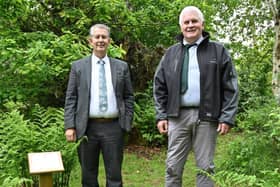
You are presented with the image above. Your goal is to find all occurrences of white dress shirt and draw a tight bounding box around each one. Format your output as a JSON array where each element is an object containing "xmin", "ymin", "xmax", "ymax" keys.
[
  {"xmin": 181, "ymin": 36, "xmax": 204, "ymax": 107},
  {"xmin": 89, "ymin": 54, "xmax": 119, "ymax": 118}
]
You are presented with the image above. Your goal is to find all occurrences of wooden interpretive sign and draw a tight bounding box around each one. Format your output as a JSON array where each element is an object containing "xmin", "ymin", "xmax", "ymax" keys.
[{"xmin": 28, "ymin": 151, "xmax": 64, "ymax": 187}]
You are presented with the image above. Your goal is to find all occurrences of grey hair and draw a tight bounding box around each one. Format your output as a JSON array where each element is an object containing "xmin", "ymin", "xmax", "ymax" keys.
[
  {"xmin": 89, "ymin": 24, "xmax": 110, "ymax": 37},
  {"xmin": 179, "ymin": 6, "xmax": 204, "ymax": 26}
]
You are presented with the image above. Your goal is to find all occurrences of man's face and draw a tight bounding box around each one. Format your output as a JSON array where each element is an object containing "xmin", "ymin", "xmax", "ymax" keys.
[
  {"xmin": 88, "ymin": 28, "xmax": 110, "ymax": 56},
  {"xmin": 180, "ymin": 10, "xmax": 204, "ymax": 43}
]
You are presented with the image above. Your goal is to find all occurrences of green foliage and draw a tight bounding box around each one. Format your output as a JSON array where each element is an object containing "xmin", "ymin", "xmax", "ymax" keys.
[
  {"xmin": 133, "ymin": 83, "xmax": 166, "ymax": 146},
  {"xmin": 1, "ymin": 177, "xmax": 33, "ymax": 187},
  {"xmin": 211, "ymin": 170, "xmax": 265, "ymax": 187},
  {"xmin": 218, "ymin": 103, "xmax": 280, "ymax": 187},
  {"xmin": 0, "ymin": 0, "xmax": 29, "ymax": 31},
  {"xmin": 259, "ymin": 169, "xmax": 280, "ymax": 187},
  {"xmin": 210, "ymin": 168, "xmax": 280, "ymax": 187},
  {"xmin": 0, "ymin": 31, "xmax": 86, "ymax": 106},
  {"xmin": 238, "ymin": 100, "xmax": 280, "ymax": 146},
  {"xmin": 206, "ymin": 100, "xmax": 280, "ymax": 186},
  {"xmin": 237, "ymin": 100, "xmax": 277, "ymax": 131},
  {"xmin": 0, "ymin": 0, "xmax": 275, "ymax": 109},
  {"xmin": 0, "ymin": 102, "xmax": 78, "ymax": 187},
  {"xmin": 233, "ymin": 40, "xmax": 274, "ymax": 114},
  {"xmin": 208, "ymin": 1, "xmax": 274, "ymax": 114},
  {"xmin": 0, "ymin": 3, "xmax": 279, "ymax": 186},
  {"xmin": 0, "ymin": 29, "xmax": 125, "ymax": 107},
  {"xmin": 222, "ymin": 134, "xmax": 278, "ymax": 175},
  {"xmin": 3, "ymin": 0, "xmax": 253, "ymax": 94}
]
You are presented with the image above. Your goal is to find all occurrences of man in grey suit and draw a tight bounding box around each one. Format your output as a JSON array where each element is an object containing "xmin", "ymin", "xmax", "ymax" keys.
[{"xmin": 64, "ymin": 23, "xmax": 134, "ymax": 187}]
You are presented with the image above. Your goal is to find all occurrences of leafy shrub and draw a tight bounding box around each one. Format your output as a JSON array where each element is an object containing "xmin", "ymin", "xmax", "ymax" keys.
[
  {"xmin": 237, "ymin": 99, "xmax": 278, "ymax": 132},
  {"xmin": 217, "ymin": 103, "xmax": 280, "ymax": 186},
  {"xmin": 0, "ymin": 30, "xmax": 126, "ymax": 108},
  {"xmin": 0, "ymin": 102, "xmax": 78, "ymax": 187},
  {"xmin": 133, "ymin": 83, "xmax": 167, "ymax": 146},
  {"xmin": 221, "ymin": 133, "xmax": 279, "ymax": 175}
]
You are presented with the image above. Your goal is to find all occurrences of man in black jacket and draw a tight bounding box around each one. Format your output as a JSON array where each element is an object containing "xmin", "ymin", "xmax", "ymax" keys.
[{"xmin": 153, "ymin": 6, "xmax": 238, "ymax": 187}]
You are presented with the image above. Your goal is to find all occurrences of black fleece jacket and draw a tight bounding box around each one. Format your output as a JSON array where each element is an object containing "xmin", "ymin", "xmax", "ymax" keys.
[{"xmin": 153, "ymin": 31, "xmax": 238, "ymax": 126}]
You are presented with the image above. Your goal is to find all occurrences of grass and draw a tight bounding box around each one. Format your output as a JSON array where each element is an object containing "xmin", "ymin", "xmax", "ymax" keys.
[{"xmin": 69, "ymin": 133, "xmax": 238, "ymax": 187}]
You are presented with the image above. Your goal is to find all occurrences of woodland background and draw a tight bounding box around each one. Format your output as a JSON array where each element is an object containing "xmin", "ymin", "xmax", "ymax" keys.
[{"xmin": 0, "ymin": 0, "xmax": 280, "ymax": 186}]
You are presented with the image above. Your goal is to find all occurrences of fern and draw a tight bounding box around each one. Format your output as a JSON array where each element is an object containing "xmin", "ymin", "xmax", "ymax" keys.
[{"xmin": 0, "ymin": 102, "xmax": 78, "ymax": 187}]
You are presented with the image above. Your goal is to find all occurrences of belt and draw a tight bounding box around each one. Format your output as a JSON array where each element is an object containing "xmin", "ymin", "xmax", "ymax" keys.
[
  {"xmin": 180, "ymin": 106, "xmax": 199, "ymax": 109},
  {"xmin": 89, "ymin": 118, "xmax": 118, "ymax": 123}
]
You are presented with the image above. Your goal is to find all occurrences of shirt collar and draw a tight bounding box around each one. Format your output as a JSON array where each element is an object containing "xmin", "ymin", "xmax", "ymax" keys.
[
  {"xmin": 92, "ymin": 54, "xmax": 109, "ymax": 64},
  {"xmin": 183, "ymin": 35, "xmax": 204, "ymax": 46}
]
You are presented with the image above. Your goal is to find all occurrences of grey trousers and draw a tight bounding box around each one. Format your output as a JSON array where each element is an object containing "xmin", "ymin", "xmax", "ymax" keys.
[{"xmin": 166, "ymin": 109, "xmax": 218, "ymax": 187}]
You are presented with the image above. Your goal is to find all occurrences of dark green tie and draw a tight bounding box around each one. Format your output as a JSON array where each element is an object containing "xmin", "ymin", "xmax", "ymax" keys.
[{"xmin": 181, "ymin": 44, "xmax": 196, "ymax": 94}]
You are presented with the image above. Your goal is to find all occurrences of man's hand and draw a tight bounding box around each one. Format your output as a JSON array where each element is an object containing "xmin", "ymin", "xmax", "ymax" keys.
[
  {"xmin": 65, "ymin": 128, "xmax": 76, "ymax": 142},
  {"xmin": 157, "ymin": 120, "xmax": 168, "ymax": 134},
  {"xmin": 217, "ymin": 123, "xmax": 231, "ymax": 135}
]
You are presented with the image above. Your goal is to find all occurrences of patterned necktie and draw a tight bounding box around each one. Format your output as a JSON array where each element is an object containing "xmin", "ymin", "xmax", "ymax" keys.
[
  {"xmin": 98, "ymin": 60, "xmax": 108, "ymax": 112},
  {"xmin": 181, "ymin": 43, "xmax": 196, "ymax": 94}
]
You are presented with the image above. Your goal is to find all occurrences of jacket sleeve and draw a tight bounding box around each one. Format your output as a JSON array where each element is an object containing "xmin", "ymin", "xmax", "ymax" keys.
[
  {"xmin": 123, "ymin": 63, "xmax": 134, "ymax": 125},
  {"xmin": 219, "ymin": 48, "xmax": 239, "ymax": 126},
  {"xmin": 153, "ymin": 55, "xmax": 168, "ymax": 122},
  {"xmin": 64, "ymin": 62, "xmax": 78, "ymax": 130}
]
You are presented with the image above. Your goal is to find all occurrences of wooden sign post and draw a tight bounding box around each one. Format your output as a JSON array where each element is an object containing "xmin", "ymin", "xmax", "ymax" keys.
[{"xmin": 28, "ymin": 151, "xmax": 64, "ymax": 187}]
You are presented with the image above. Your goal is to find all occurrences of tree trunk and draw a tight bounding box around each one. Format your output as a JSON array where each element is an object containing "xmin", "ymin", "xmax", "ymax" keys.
[{"xmin": 269, "ymin": 0, "xmax": 280, "ymax": 104}]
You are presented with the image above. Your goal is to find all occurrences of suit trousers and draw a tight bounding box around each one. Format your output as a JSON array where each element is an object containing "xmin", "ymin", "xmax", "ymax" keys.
[
  {"xmin": 78, "ymin": 119, "xmax": 124, "ymax": 187},
  {"xmin": 165, "ymin": 108, "xmax": 218, "ymax": 187}
]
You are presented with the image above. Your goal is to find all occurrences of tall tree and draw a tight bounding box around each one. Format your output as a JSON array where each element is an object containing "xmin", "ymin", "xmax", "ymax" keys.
[{"xmin": 268, "ymin": 0, "xmax": 280, "ymax": 103}]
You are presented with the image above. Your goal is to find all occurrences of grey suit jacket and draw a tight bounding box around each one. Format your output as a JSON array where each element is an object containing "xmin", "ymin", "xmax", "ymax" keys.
[{"xmin": 64, "ymin": 55, "xmax": 134, "ymax": 139}]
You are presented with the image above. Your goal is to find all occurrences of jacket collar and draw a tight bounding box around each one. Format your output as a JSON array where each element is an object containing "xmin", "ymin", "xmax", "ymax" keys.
[{"xmin": 175, "ymin": 31, "xmax": 210, "ymax": 46}]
